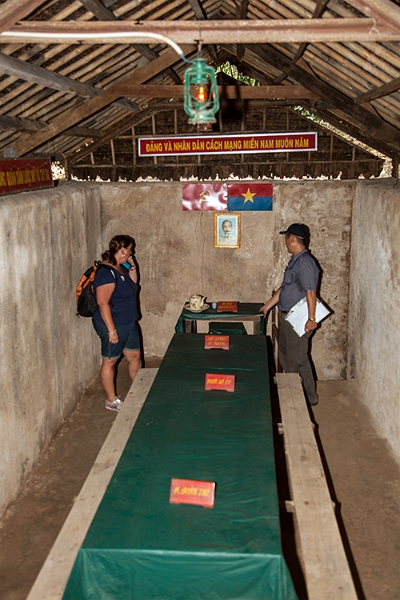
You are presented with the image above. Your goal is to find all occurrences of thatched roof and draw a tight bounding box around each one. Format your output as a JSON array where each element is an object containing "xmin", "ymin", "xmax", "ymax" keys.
[{"xmin": 1, "ymin": 0, "xmax": 399, "ymax": 178}]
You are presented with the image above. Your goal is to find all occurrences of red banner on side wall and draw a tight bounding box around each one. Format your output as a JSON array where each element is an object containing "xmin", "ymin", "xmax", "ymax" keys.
[
  {"xmin": 139, "ymin": 132, "xmax": 317, "ymax": 157},
  {"xmin": 0, "ymin": 158, "xmax": 53, "ymax": 195}
]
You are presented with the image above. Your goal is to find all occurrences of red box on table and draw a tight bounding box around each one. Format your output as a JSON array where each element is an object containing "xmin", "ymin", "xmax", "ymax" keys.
[
  {"xmin": 217, "ymin": 301, "xmax": 238, "ymax": 313},
  {"xmin": 169, "ymin": 478, "xmax": 215, "ymax": 508},
  {"xmin": 204, "ymin": 335, "xmax": 230, "ymax": 350},
  {"xmin": 205, "ymin": 373, "xmax": 235, "ymax": 392}
]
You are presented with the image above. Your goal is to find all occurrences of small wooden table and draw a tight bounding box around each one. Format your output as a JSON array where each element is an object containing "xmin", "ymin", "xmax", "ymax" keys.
[{"xmin": 175, "ymin": 301, "xmax": 266, "ymax": 335}]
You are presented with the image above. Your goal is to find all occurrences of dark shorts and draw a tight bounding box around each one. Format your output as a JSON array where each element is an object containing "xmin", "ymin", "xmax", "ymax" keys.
[{"xmin": 92, "ymin": 320, "xmax": 140, "ymax": 360}]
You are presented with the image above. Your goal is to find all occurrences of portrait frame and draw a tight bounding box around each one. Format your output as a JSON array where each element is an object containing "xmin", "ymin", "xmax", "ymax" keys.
[{"xmin": 214, "ymin": 213, "xmax": 241, "ymax": 248}]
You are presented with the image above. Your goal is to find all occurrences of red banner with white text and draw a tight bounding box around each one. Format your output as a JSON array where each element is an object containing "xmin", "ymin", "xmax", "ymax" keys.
[
  {"xmin": 0, "ymin": 158, "xmax": 53, "ymax": 195},
  {"xmin": 139, "ymin": 132, "xmax": 317, "ymax": 156}
]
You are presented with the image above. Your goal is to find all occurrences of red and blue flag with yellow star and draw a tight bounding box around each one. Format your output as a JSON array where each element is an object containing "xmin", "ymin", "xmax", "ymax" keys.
[{"xmin": 227, "ymin": 183, "xmax": 273, "ymax": 211}]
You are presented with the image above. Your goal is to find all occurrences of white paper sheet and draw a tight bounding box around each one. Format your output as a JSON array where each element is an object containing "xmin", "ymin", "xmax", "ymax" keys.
[{"xmin": 285, "ymin": 297, "xmax": 331, "ymax": 337}]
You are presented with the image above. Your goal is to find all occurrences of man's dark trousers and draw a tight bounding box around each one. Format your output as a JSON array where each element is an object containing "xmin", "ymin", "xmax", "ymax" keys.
[{"xmin": 279, "ymin": 317, "xmax": 318, "ymax": 405}]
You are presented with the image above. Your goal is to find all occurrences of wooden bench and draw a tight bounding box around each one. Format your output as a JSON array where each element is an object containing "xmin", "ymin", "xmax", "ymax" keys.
[
  {"xmin": 26, "ymin": 368, "xmax": 158, "ymax": 600},
  {"xmin": 277, "ymin": 372, "xmax": 358, "ymax": 600}
]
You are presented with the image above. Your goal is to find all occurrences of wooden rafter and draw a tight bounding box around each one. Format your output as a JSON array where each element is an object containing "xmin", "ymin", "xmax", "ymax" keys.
[
  {"xmin": 78, "ymin": 0, "xmax": 182, "ymax": 85},
  {"xmin": 355, "ymin": 75, "xmax": 400, "ymax": 104},
  {"xmin": 14, "ymin": 45, "xmax": 196, "ymax": 157},
  {"xmin": 187, "ymin": 0, "xmax": 207, "ymax": 21},
  {"xmin": 272, "ymin": 0, "xmax": 330, "ymax": 84},
  {"xmin": 185, "ymin": 0, "xmax": 218, "ymax": 63},
  {"xmin": 225, "ymin": 45, "xmax": 400, "ymax": 152},
  {"xmin": 0, "ymin": 0, "xmax": 46, "ymax": 33},
  {"xmin": 0, "ymin": 115, "xmax": 42, "ymax": 133},
  {"xmin": 2, "ymin": 19, "xmax": 400, "ymax": 44},
  {"xmin": 236, "ymin": 0, "xmax": 248, "ymax": 62},
  {"xmin": 0, "ymin": 52, "xmax": 139, "ymax": 112},
  {"xmin": 78, "ymin": 0, "xmax": 117, "ymax": 21},
  {"xmin": 114, "ymin": 83, "xmax": 317, "ymax": 99},
  {"xmin": 0, "ymin": 114, "xmax": 102, "ymax": 138}
]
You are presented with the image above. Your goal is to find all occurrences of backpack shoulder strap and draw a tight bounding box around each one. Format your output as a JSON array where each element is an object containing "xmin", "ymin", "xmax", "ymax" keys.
[{"xmin": 97, "ymin": 263, "xmax": 117, "ymax": 280}]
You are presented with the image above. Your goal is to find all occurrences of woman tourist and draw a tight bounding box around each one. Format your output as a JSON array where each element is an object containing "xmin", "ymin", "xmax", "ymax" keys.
[{"xmin": 92, "ymin": 234, "xmax": 141, "ymax": 411}]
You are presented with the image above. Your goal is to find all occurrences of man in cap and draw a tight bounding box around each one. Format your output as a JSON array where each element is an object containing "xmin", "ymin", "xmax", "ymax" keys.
[{"xmin": 260, "ymin": 223, "xmax": 320, "ymax": 406}]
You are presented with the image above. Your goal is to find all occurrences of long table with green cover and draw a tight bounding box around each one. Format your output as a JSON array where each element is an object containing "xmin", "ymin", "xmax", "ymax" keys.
[
  {"xmin": 175, "ymin": 302, "xmax": 266, "ymax": 334},
  {"xmin": 63, "ymin": 334, "xmax": 298, "ymax": 600}
]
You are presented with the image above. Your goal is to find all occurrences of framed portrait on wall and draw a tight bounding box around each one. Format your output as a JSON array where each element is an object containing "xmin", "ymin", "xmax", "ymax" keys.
[{"xmin": 214, "ymin": 213, "xmax": 241, "ymax": 248}]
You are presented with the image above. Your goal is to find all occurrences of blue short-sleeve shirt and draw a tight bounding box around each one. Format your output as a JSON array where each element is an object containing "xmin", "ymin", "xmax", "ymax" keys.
[
  {"xmin": 92, "ymin": 265, "xmax": 139, "ymax": 325},
  {"xmin": 278, "ymin": 249, "xmax": 320, "ymax": 312}
]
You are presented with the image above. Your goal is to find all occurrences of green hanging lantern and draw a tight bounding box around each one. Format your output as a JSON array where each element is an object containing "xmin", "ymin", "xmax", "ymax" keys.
[{"xmin": 184, "ymin": 57, "xmax": 220, "ymax": 125}]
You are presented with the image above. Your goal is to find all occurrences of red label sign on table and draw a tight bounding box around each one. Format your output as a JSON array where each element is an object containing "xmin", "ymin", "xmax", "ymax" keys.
[
  {"xmin": 0, "ymin": 158, "xmax": 53, "ymax": 195},
  {"xmin": 138, "ymin": 132, "xmax": 318, "ymax": 156},
  {"xmin": 217, "ymin": 301, "xmax": 238, "ymax": 313},
  {"xmin": 205, "ymin": 373, "xmax": 235, "ymax": 392},
  {"xmin": 204, "ymin": 335, "xmax": 230, "ymax": 350},
  {"xmin": 169, "ymin": 478, "xmax": 215, "ymax": 508}
]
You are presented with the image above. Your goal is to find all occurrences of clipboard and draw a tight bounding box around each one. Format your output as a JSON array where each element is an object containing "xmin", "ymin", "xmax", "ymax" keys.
[{"xmin": 285, "ymin": 297, "xmax": 331, "ymax": 337}]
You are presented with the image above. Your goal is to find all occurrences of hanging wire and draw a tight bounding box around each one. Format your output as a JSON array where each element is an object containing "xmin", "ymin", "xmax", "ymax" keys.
[{"xmin": 0, "ymin": 30, "xmax": 192, "ymax": 63}]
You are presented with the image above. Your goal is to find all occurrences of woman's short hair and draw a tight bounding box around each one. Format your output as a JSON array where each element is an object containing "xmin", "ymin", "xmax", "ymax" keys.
[{"xmin": 102, "ymin": 234, "xmax": 135, "ymax": 265}]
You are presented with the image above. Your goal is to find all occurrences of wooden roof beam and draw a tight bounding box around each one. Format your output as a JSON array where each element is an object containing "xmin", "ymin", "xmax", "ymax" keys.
[
  {"xmin": 0, "ymin": 0, "xmax": 46, "ymax": 33},
  {"xmin": 0, "ymin": 114, "xmax": 103, "ymax": 138},
  {"xmin": 14, "ymin": 45, "xmax": 196, "ymax": 157},
  {"xmin": 187, "ymin": 0, "xmax": 207, "ymax": 21},
  {"xmin": 0, "ymin": 52, "xmax": 139, "ymax": 112},
  {"xmin": 2, "ymin": 18, "xmax": 400, "ymax": 44},
  {"xmin": 78, "ymin": 0, "xmax": 117, "ymax": 21},
  {"xmin": 115, "ymin": 83, "xmax": 317, "ymax": 100},
  {"xmin": 355, "ymin": 75, "xmax": 400, "ymax": 104},
  {"xmin": 0, "ymin": 115, "xmax": 42, "ymax": 133}
]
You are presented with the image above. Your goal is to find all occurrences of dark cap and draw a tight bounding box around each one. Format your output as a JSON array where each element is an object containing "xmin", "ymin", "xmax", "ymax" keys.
[{"xmin": 279, "ymin": 223, "xmax": 310, "ymax": 239}]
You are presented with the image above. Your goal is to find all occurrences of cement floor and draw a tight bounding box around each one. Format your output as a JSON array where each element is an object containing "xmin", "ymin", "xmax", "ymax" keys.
[{"xmin": 0, "ymin": 358, "xmax": 400, "ymax": 600}]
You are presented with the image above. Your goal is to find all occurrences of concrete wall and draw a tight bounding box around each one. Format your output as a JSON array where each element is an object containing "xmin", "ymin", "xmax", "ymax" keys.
[
  {"xmin": 0, "ymin": 177, "xmax": 358, "ymax": 517},
  {"xmin": 99, "ymin": 180, "xmax": 353, "ymax": 380},
  {"xmin": 348, "ymin": 178, "xmax": 400, "ymax": 460},
  {"xmin": 0, "ymin": 182, "xmax": 102, "ymax": 517}
]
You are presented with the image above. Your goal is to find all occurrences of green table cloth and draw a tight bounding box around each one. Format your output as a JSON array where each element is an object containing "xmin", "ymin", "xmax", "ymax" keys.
[
  {"xmin": 63, "ymin": 334, "xmax": 297, "ymax": 600},
  {"xmin": 161, "ymin": 333, "xmax": 269, "ymax": 372},
  {"xmin": 175, "ymin": 302, "xmax": 266, "ymax": 335}
]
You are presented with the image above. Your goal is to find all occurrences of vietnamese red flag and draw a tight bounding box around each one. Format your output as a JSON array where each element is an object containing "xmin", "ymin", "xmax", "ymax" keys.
[
  {"xmin": 227, "ymin": 183, "xmax": 273, "ymax": 211},
  {"xmin": 182, "ymin": 183, "xmax": 228, "ymax": 211}
]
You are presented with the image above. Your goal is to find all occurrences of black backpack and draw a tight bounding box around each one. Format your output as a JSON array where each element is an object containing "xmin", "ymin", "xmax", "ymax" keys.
[{"xmin": 76, "ymin": 262, "xmax": 116, "ymax": 317}]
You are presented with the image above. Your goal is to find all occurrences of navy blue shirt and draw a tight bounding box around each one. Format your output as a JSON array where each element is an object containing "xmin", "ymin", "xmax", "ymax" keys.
[
  {"xmin": 278, "ymin": 249, "xmax": 320, "ymax": 312},
  {"xmin": 92, "ymin": 265, "xmax": 139, "ymax": 325}
]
